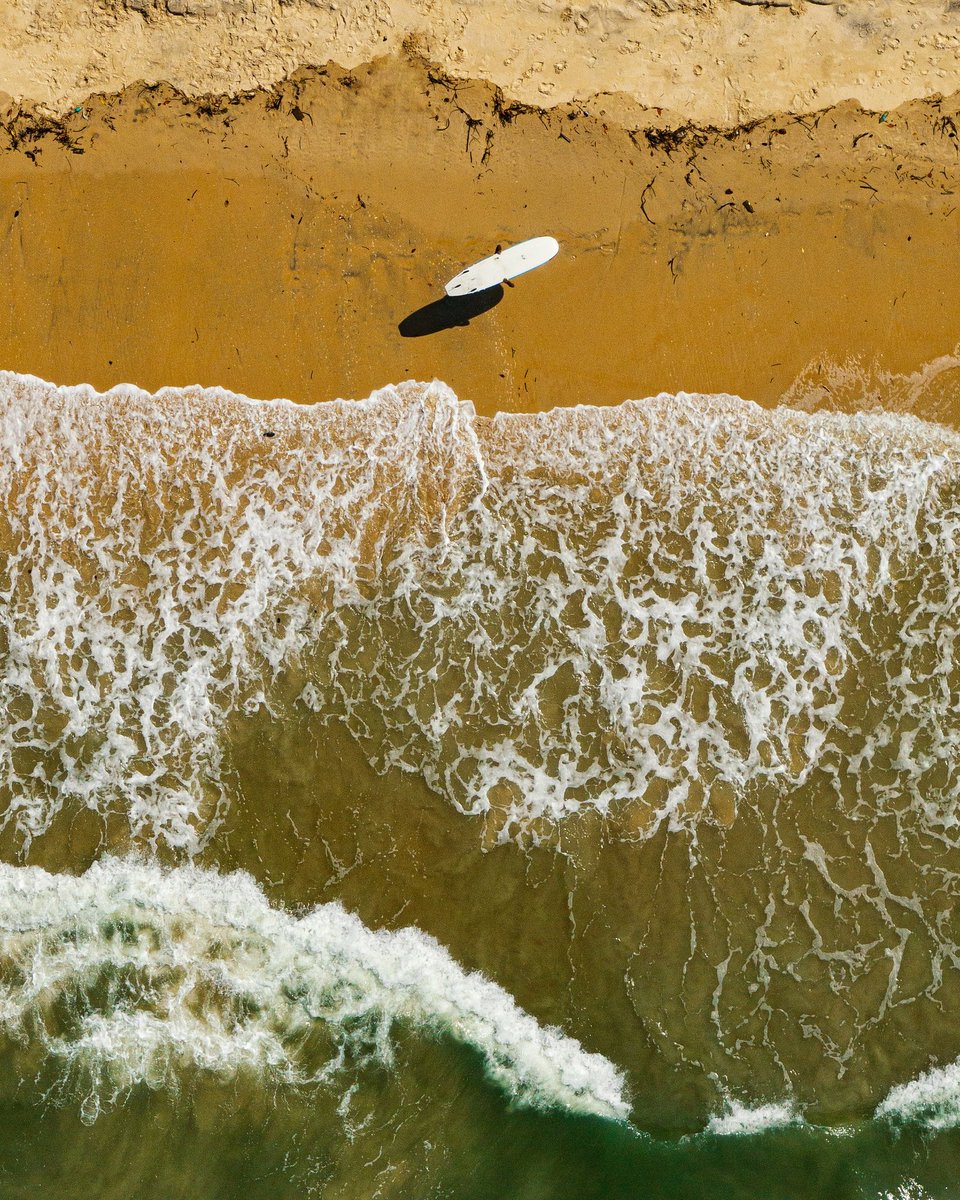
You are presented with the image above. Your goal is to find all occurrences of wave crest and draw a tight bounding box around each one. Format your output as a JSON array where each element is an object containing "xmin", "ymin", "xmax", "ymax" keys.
[{"xmin": 0, "ymin": 858, "xmax": 628, "ymax": 1124}]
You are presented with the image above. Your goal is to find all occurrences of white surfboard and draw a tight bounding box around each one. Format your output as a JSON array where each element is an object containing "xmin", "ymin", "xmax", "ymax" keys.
[{"xmin": 444, "ymin": 237, "xmax": 560, "ymax": 297}]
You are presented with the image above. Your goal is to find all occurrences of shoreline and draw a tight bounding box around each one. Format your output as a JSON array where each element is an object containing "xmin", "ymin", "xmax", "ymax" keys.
[{"xmin": 1, "ymin": 53, "xmax": 959, "ymax": 424}]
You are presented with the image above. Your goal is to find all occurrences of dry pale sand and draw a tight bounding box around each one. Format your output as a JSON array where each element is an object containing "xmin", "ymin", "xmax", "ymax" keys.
[
  {"xmin": 0, "ymin": 51, "xmax": 958, "ymax": 424},
  {"xmin": 4, "ymin": 0, "xmax": 960, "ymax": 127}
]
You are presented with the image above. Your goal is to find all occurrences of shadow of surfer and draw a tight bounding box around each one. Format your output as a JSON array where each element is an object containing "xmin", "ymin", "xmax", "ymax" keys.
[{"xmin": 398, "ymin": 284, "xmax": 504, "ymax": 338}]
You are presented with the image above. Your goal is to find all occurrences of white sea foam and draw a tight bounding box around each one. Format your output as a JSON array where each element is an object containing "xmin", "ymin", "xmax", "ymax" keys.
[
  {"xmin": 0, "ymin": 371, "xmax": 484, "ymax": 850},
  {"xmin": 876, "ymin": 1058, "xmax": 960, "ymax": 1131},
  {"xmin": 705, "ymin": 1097, "xmax": 803, "ymax": 1137},
  {"xmin": 3, "ymin": 372, "xmax": 960, "ymax": 1114},
  {"xmin": 2, "ymin": 369, "xmax": 959, "ymax": 853},
  {"xmin": 0, "ymin": 858, "xmax": 628, "ymax": 1125}
]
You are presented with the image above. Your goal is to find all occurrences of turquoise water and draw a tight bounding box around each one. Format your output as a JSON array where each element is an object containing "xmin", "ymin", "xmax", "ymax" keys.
[{"xmin": 2, "ymin": 1063, "xmax": 960, "ymax": 1198}]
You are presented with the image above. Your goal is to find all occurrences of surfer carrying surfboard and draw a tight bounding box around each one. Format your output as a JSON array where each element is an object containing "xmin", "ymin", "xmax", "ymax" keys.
[{"xmin": 445, "ymin": 237, "xmax": 560, "ymax": 298}]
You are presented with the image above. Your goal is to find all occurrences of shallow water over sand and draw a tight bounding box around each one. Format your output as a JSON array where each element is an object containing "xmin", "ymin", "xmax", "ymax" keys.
[{"xmin": 2, "ymin": 371, "xmax": 960, "ymax": 1195}]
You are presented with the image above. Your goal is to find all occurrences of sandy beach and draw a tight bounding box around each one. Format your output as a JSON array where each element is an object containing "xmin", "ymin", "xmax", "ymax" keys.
[
  {"xmin": 0, "ymin": 50, "xmax": 958, "ymax": 424},
  {"xmin": 5, "ymin": 0, "xmax": 960, "ymax": 126},
  {"xmin": 3, "ymin": 8, "xmax": 960, "ymax": 1198}
]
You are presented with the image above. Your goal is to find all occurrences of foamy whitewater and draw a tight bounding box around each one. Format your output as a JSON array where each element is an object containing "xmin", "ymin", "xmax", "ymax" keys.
[
  {"xmin": 1, "ymin": 371, "xmax": 958, "ymax": 849},
  {"xmin": 1, "ymin": 371, "xmax": 960, "ymax": 1195},
  {"xmin": 0, "ymin": 857, "xmax": 626, "ymax": 1124}
]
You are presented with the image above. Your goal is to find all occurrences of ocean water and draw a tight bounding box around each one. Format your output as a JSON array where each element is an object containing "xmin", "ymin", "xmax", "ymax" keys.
[{"xmin": 1, "ymin": 370, "xmax": 960, "ymax": 1197}]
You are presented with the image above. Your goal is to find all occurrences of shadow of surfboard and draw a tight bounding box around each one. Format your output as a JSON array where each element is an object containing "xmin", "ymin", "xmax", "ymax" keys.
[{"xmin": 398, "ymin": 286, "xmax": 504, "ymax": 337}]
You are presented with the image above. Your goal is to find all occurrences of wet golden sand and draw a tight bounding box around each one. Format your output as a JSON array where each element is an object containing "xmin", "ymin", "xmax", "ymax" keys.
[{"xmin": 0, "ymin": 54, "xmax": 958, "ymax": 423}]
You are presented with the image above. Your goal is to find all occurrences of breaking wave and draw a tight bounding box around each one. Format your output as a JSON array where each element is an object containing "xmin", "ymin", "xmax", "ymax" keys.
[
  {"xmin": 1, "ymin": 367, "xmax": 960, "ymax": 1193},
  {"xmin": 877, "ymin": 1058, "xmax": 960, "ymax": 1133},
  {"xmin": 2, "ymin": 850, "xmax": 955, "ymax": 1140},
  {"xmin": 0, "ymin": 857, "xmax": 627, "ymax": 1125},
  {"xmin": 705, "ymin": 1098, "xmax": 804, "ymax": 1137}
]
